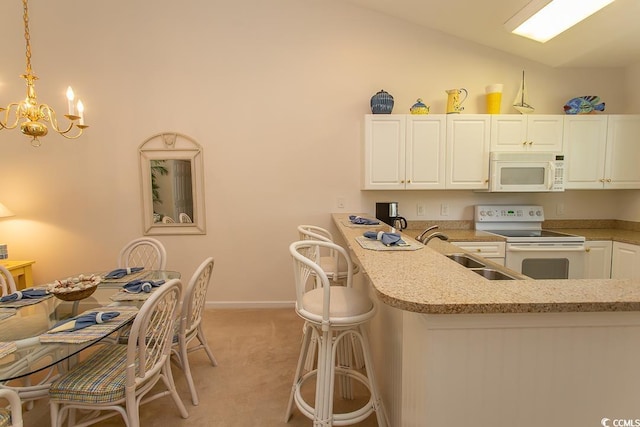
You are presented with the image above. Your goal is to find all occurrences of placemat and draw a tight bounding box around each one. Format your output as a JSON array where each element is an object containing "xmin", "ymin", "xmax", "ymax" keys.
[
  {"xmin": 109, "ymin": 290, "xmax": 154, "ymax": 302},
  {"xmin": 100, "ymin": 269, "xmax": 151, "ymax": 284},
  {"xmin": 39, "ymin": 307, "xmax": 138, "ymax": 344},
  {"xmin": 355, "ymin": 236, "xmax": 424, "ymax": 251},
  {"xmin": 0, "ymin": 293, "xmax": 53, "ymax": 309},
  {"xmin": 341, "ymin": 219, "xmax": 384, "ymax": 228},
  {"xmin": 0, "ymin": 309, "xmax": 16, "ymax": 321},
  {"xmin": 0, "ymin": 342, "xmax": 17, "ymax": 359}
]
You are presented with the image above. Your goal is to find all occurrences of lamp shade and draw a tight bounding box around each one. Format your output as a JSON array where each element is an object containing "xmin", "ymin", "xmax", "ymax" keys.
[{"xmin": 0, "ymin": 202, "xmax": 15, "ymax": 219}]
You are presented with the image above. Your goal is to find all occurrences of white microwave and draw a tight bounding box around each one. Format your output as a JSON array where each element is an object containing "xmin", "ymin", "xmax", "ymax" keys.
[{"xmin": 489, "ymin": 152, "xmax": 565, "ymax": 192}]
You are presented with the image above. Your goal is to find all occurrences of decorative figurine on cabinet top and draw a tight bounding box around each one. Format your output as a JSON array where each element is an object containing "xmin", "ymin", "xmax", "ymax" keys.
[
  {"xmin": 410, "ymin": 99, "xmax": 430, "ymax": 115},
  {"xmin": 563, "ymin": 96, "xmax": 605, "ymax": 114},
  {"xmin": 370, "ymin": 89, "xmax": 394, "ymax": 114}
]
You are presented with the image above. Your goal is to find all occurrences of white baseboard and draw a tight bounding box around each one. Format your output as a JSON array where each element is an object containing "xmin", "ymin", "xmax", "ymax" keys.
[{"xmin": 204, "ymin": 301, "xmax": 295, "ymax": 309}]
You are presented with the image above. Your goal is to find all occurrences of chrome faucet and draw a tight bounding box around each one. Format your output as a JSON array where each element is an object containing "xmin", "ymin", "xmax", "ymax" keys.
[{"xmin": 416, "ymin": 225, "xmax": 449, "ymax": 244}]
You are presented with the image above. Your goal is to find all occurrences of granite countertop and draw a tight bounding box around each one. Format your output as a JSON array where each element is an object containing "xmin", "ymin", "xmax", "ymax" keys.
[{"xmin": 332, "ymin": 213, "xmax": 640, "ymax": 315}]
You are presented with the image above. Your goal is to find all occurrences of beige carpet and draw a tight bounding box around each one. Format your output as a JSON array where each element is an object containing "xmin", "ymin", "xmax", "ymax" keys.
[{"xmin": 21, "ymin": 308, "xmax": 381, "ymax": 426}]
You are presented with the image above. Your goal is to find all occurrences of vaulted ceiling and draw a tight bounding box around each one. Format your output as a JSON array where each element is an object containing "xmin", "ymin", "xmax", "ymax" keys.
[{"xmin": 342, "ymin": 0, "xmax": 640, "ymax": 68}]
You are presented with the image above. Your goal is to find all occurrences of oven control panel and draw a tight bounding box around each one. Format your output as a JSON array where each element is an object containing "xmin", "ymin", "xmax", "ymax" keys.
[{"xmin": 475, "ymin": 205, "xmax": 545, "ymax": 223}]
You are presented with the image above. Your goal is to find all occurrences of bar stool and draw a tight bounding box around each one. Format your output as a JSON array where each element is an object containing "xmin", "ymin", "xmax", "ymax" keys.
[
  {"xmin": 285, "ymin": 240, "xmax": 387, "ymax": 427},
  {"xmin": 296, "ymin": 225, "xmax": 365, "ymax": 380},
  {"xmin": 297, "ymin": 225, "xmax": 360, "ymax": 283}
]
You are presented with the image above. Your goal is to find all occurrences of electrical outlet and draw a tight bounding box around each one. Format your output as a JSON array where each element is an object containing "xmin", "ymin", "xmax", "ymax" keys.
[
  {"xmin": 440, "ymin": 203, "xmax": 449, "ymax": 216},
  {"xmin": 336, "ymin": 197, "xmax": 345, "ymax": 209},
  {"xmin": 417, "ymin": 203, "xmax": 426, "ymax": 217},
  {"xmin": 556, "ymin": 203, "xmax": 565, "ymax": 216}
]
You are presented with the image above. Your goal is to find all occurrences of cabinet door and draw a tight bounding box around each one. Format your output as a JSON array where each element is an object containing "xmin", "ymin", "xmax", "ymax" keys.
[
  {"xmin": 611, "ymin": 241, "xmax": 640, "ymax": 279},
  {"xmin": 527, "ymin": 115, "xmax": 564, "ymax": 152},
  {"xmin": 490, "ymin": 115, "xmax": 527, "ymax": 151},
  {"xmin": 490, "ymin": 115, "xmax": 563, "ymax": 152},
  {"xmin": 584, "ymin": 241, "xmax": 612, "ymax": 279},
  {"xmin": 405, "ymin": 116, "xmax": 446, "ymax": 189},
  {"xmin": 605, "ymin": 115, "xmax": 640, "ymax": 189},
  {"xmin": 446, "ymin": 115, "xmax": 490, "ymax": 189},
  {"xmin": 563, "ymin": 115, "xmax": 608, "ymax": 189},
  {"xmin": 363, "ymin": 115, "xmax": 406, "ymax": 190}
]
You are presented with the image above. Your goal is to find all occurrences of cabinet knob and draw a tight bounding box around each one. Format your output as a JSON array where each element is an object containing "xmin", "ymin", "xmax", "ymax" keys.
[
  {"xmin": 528, "ymin": 141, "xmax": 533, "ymax": 145},
  {"xmin": 400, "ymin": 180, "xmax": 405, "ymax": 183},
  {"xmin": 522, "ymin": 141, "xmax": 527, "ymax": 146},
  {"xmin": 606, "ymin": 178, "xmax": 612, "ymax": 182},
  {"xmin": 585, "ymin": 248, "xmax": 591, "ymax": 253}
]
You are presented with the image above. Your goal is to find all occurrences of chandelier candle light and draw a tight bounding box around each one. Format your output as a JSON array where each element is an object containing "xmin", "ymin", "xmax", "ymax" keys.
[{"xmin": 0, "ymin": 0, "xmax": 88, "ymax": 147}]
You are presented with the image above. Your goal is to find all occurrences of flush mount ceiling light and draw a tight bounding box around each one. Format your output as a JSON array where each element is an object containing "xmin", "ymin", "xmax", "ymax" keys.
[
  {"xmin": 0, "ymin": 0, "xmax": 88, "ymax": 147},
  {"xmin": 504, "ymin": 0, "xmax": 616, "ymax": 43}
]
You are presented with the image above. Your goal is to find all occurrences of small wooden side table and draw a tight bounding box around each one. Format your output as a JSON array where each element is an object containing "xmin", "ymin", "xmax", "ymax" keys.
[{"xmin": 0, "ymin": 260, "xmax": 35, "ymax": 290}]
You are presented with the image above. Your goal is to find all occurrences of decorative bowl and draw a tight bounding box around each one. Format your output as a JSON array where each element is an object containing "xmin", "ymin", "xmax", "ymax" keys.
[{"xmin": 47, "ymin": 274, "xmax": 101, "ymax": 301}]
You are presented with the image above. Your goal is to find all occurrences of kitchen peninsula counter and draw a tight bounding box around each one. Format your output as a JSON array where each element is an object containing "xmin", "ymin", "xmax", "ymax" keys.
[
  {"xmin": 331, "ymin": 213, "xmax": 640, "ymax": 427},
  {"xmin": 332, "ymin": 213, "xmax": 640, "ymax": 315}
]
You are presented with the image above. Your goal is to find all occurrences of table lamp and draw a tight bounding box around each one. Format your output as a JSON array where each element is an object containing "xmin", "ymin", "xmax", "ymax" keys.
[{"xmin": 0, "ymin": 201, "xmax": 14, "ymax": 260}]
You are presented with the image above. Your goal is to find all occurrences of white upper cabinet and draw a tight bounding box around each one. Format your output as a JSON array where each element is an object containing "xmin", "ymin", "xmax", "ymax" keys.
[
  {"xmin": 446, "ymin": 115, "xmax": 490, "ymax": 190},
  {"xmin": 490, "ymin": 115, "xmax": 564, "ymax": 152},
  {"xmin": 363, "ymin": 115, "xmax": 446, "ymax": 190},
  {"xmin": 564, "ymin": 115, "xmax": 640, "ymax": 189}
]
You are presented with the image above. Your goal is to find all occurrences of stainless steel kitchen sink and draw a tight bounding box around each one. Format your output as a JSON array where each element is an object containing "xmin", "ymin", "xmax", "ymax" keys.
[
  {"xmin": 471, "ymin": 268, "xmax": 518, "ymax": 281},
  {"xmin": 446, "ymin": 254, "xmax": 486, "ymax": 269}
]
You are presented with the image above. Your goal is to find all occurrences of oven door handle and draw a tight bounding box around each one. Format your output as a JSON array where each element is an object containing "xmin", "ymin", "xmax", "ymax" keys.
[{"xmin": 507, "ymin": 246, "xmax": 585, "ymax": 252}]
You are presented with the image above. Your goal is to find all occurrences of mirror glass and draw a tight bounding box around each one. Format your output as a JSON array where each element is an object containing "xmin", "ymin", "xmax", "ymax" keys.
[{"xmin": 139, "ymin": 133, "xmax": 206, "ymax": 235}]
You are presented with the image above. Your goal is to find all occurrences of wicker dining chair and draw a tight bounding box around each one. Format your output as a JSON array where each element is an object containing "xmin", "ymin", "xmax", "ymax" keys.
[
  {"xmin": 171, "ymin": 257, "xmax": 217, "ymax": 406},
  {"xmin": 178, "ymin": 213, "xmax": 192, "ymax": 223},
  {"xmin": 0, "ymin": 265, "xmax": 17, "ymax": 297},
  {"xmin": 0, "ymin": 388, "xmax": 23, "ymax": 427},
  {"xmin": 117, "ymin": 237, "xmax": 167, "ymax": 270},
  {"xmin": 48, "ymin": 279, "xmax": 188, "ymax": 427}
]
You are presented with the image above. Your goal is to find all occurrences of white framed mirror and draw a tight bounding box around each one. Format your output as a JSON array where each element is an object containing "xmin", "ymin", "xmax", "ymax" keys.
[{"xmin": 139, "ymin": 132, "xmax": 206, "ymax": 235}]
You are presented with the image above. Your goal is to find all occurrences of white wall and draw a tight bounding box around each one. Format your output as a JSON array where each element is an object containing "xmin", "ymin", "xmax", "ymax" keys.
[{"xmin": 0, "ymin": 0, "xmax": 637, "ymax": 305}]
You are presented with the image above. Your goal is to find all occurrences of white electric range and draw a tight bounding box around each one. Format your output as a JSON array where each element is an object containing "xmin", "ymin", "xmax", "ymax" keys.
[{"xmin": 475, "ymin": 205, "xmax": 586, "ymax": 279}]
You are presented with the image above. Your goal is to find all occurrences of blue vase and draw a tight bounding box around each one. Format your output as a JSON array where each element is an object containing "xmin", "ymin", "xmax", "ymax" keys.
[{"xmin": 370, "ymin": 90, "xmax": 394, "ymax": 114}]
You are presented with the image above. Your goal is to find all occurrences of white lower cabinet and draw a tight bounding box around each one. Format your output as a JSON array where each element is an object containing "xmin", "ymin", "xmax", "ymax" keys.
[
  {"xmin": 584, "ymin": 240, "xmax": 612, "ymax": 279},
  {"xmin": 450, "ymin": 241, "xmax": 505, "ymax": 266},
  {"xmin": 612, "ymin": 241, "xmax": 640, "ymax": 279}
]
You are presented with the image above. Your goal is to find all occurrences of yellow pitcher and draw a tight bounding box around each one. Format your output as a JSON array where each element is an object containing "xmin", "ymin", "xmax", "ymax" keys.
[{"xmin": 445, "ymin": 88, "xmax": 468, "ymax": 114}]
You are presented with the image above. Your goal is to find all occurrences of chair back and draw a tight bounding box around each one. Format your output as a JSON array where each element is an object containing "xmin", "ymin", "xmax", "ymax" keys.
[
  {"xmin": 126, "ymin": 278, "xmax": 182, "ymax": 386},
  {"xmin": 297, "ymin": 225, "xmax": 339, "ymax": 277},
  {"xmin": 0, "ymin": 265, "xmax": 17, "ymax": 297},
  {"xmin": 162, "ymin": 216, "xmax": 175, "ymax": 223},
  {"xmin": 118, "ymin": 237, "xmax": 167, "ymax": 270},
  {"xmin": 178, "ymin": 213, "xmax": 192, "ymax": 223},
  {"xmin": 289, "ymin": 240, "xmax": 354, "ymax": 323},
  {"xmin": 181, "ymin": 257, "xmax": 214, "ymax": 338}
]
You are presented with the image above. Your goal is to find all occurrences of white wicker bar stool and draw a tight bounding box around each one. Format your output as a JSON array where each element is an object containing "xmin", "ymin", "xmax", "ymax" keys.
[
  {"xmin": 285, "ymin": 240, "xmax": 387, "ymax": 427},
  {"xmin": 297, "ymin": 225, "xmax": 360, "ymax": 283}
]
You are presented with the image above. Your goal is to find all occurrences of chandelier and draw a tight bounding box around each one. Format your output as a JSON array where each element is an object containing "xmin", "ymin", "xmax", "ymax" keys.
[{"xmin": 0, "ymin": 0, "xmax": 88, "ymax": 147}]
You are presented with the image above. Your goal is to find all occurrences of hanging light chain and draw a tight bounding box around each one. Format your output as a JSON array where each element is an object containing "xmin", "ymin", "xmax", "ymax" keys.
[{"xmin": 23, "ymin": 0, "xmax": 33, "ymax": 76}]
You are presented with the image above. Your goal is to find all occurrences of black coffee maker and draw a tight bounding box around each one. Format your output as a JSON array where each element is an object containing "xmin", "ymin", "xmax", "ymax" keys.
[{"xmin": 375, "ymin": 202, "xmax": 407, "ymax": 230}]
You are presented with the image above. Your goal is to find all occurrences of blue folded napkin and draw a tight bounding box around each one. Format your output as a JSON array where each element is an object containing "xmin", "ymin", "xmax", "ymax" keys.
[
  {"xmin": 363, "ymin": 231, "xmax": 405, "ymax": 246},
  {"xmin": 123, "ymin": 279, "xmax": 165, "ymax": 294},
  {"xmin": 104, "ymin": 267, "xmax": 144, "ymax": 279},
  {"xmin": 0, "ymin": 288, "xmax": 48, "ymax": 303},
  {"xmin": 349, "ymin": 215, "xmax": 380, "ymax": 225},
  {"xmin": 49, "ymin": 311, "xmax": 121, "ymax": 333}
]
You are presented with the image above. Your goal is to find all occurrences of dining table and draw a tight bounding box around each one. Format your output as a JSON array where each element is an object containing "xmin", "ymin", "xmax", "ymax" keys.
[{"xmin": 0, "ymin": 269, "xmax": 180, "ymax": 383}]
